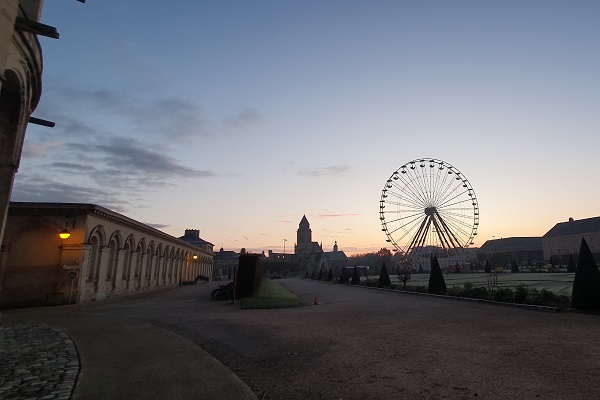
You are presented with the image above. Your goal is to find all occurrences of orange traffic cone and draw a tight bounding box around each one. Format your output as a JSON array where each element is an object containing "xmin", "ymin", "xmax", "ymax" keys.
[{"xmin": 314, "ymin": 297, "xmax": 318, "ymax": 305}]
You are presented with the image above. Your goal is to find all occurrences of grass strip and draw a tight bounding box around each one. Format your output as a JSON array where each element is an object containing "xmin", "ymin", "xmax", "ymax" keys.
[{"xmin": 241, "ymin": 279, "xmax": 309, "ymax": 309}]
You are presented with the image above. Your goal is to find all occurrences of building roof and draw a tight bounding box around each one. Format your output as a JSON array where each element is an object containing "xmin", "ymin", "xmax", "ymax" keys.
[
  {"xmin": 325, "ymin": 250, "xmax": 348, "ymax": 261},
  {"xmin": 543, "ymin": 216, "xmax": 600, "ymax": 238},
  {"xmin": 179, "ymin": 229, "xmax": 214, "ymax": 247},
  {"xmin": 479, "ymin": 237, "xmax": 543, "ymax": 252},
  {"xmin": 299, "ymin": 215, "xmax": 310, "ymax": 228},
  {"xmin": 213, "ymin": 250, "xmax": 239, "ymax": 260}
]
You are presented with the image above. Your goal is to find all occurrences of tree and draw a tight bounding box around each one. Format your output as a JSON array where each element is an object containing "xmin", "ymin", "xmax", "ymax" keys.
[
  {"xmin": 351, "ymin": 266, "xmax": 360, "ymax": 285},
  {"xmin": 567, "ymin": 254, "xmax": 577, "ymax": 273},
  {"xmin": 484, "ymin": 260, "xmax": 491, "ymax": 273},
  {"xmin": 317, "ymin": 269, "xmax": 323, "ymax": 280},
  {"xmin": 511, "ymin": 259, "xmax": 520, "ymax": 273},
  {"xmin": 428, "ymin": 256, "xmax": 447, "ymax": 294},
  {"xmin": 374, "ymin": 248, "xmax": 393, "ymax": 275},
  {"xmin": 327, "ymin": 268, "xmax": 334, "ymax": 281},
  {"xmin": 398, "ymin": 270, "xmax": 411, "ymax": 289},
  {"xmin": 310, "ymin": 269, "xmax": 315, "ymax": 279},
  {"xmin": 572, "ymin": 238, "xmax": 600, "ymax": 310},
  {"xmin": 378, "ymin": 262, "xmax": 391, "ymax": 288}
]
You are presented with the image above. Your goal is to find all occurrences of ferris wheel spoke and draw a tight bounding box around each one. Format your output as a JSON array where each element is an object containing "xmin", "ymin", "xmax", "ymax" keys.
[
  {"xmin": 383, "ymin": 210, "xmax": 426, "ymax": 226},
  {"xmin": 435, "ymin": 212, "xmax": 466, "ymax": 248},
  {"xmin": 387, "ymin": 181, "xmax": 425, "ymax": 209},
  {"xmin": 430, "ymin": 163, "xmax": 444, "ymax": 205},
  {"xmin": 406, "ymin": 215, "xmax": 432, "ymax": 254},
  {"xmin": 386, "ymin": 211, "xmax": 427, "ymax": 234},
  {"xmin": 436, "ymin": 213, "xmax": 472, "ymax": 242},
  {"xmin": 435, "ymin": 173, "xmax": 459, "ymax": 207},
  {"xmin": 384, "ymin": 191, "xmax": 422, "ymax": 209},
  {"xmin": 441, "ymin": 215, "xmax": 473, "ymax": 236},
  {"xmin": 437, "ymin": 189, "xmax": 471, "ymax": 209},
  {"xmin": 394, "ymin": 172, "xmax": 428, "ymax": 207},
  {"xmin": 404, "ymin": 165, "xmax": 429, "ymax": 206},
  {"xmin": 437, "ymin": 199, "xmax": 473, "ymax": 213}
]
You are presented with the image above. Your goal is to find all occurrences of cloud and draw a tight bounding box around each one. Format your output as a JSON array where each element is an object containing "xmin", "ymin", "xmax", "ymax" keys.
[
  {"xmin": 10, "ymin": 175, "xmax": 131, "ymax": 212},
  {"xmin": 298, "ymin": 165, "xmax": 350, "ymax": 177},
  {"xmin": 223, "ymin": 108, "xmax": 265, "ymax": 130},
  {"xmin": 277, "ymin": 220, "xmax": 295, "ymax": 224},
  {"xmin": 21, "ymin": 141, "xmax": 63, "ymax": 158},
  {"xmin": 39, "ymin": 83, "xmax": 208, "ymax": 142},
  {"xmin": 313, "ymin": 213, "xmax": 360, "ymax": 219},
  {"xmin": 145, "ymin": 223, "xmax": 170, "ymax": 230},
  {"xmin": 95, "ymin": 137, "xmax": 215, "ymax": 178}
]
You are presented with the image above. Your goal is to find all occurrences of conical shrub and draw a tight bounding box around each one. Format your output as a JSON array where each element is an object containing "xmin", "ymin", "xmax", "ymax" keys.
[
  {"xmin": 351, "ymin": 266, "xmax": 360, "ymax": 285},
  {"xmin": 567, "ymin": 254, "xmax": 577, "ymax": 273},
  {"xmin": 428, "ymin": 256, "xmax": 447, "ymax": 294},
  {"xmin": 310, "ymin": 269, "xmax": 315, "ymax": 279},
  {"xmin": 317, "ymin": 269, "xmax": 323, "ymax": 280},
  {"xmin": 339, "ymin": 268, "xmax": 349, "ymax": 284},
  {"xmin": 511, "ymin": 259, "xmax": 520, "ymax": 273},
  {"xmin": 378, "ymin": 262, "xmax": 391, "ymax": 288},
  {"xmin": 572, "ymin": 238, "xmax": 600, "ymax": 310},
  {"xmin": 484, "ymin": 260, "xmax": 491, "ymax": 273},
  {"xmin": 327, "ymin": 268, "xmax": 334, "ymax": 281}
]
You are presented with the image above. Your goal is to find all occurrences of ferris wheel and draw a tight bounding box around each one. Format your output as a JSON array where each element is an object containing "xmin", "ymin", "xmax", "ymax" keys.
[{"xmin": 379, "ymin": 158, "xmax": 479, "ymax": 258}]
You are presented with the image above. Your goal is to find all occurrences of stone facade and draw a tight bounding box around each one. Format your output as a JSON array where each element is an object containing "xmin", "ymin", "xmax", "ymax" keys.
[
  {"xmin": 542, "ymin": 216, "xmax": 600, "ymax": 263},
  {"xmin": 0, "ymin": 0, "xmax": 44, "ymax": 247},
  {"xmin": 0, "ymin": 202, "xmax": 213, "ymax": 308}
]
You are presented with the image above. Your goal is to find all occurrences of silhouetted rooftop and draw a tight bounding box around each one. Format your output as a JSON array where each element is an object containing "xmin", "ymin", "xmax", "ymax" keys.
[
  {"xmin": 544, "ymin": 217, "xmax": 600, "ymax": 238},
  {"xmin": 479, "ymin": 237, "xmax": 542, "ymax": 252}
]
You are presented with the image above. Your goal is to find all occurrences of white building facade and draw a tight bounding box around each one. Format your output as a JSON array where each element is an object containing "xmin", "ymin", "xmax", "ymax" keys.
[{"xmin": 0, "ymin": 202, "xmax": 213, "ymax": 308}]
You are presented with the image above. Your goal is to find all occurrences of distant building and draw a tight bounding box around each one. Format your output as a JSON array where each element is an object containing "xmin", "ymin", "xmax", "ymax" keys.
[
  {"xmin": 266, "ymin": 215, "xmax": 348, "ymax": 274},
  {"xmin": 477, "ymin": 237, "xmax": 543, "ymax": 267},
  {"xmin": 0, "ymin": 202, "xmax": 213, "ymax": 308},
  {"xmin": 213, "ymin": 248, "xmax": 239, "ymax": 280},
  {"xmin": 324, "ymin": 241, "xmax": 348, "ymax": 276},
  {"xmin": 543, "ymin": 217, "xmax": 600, "ymax": 263},
  {"xmin": 179, "ymin": 229, "xmax": 214, "ymax": 253}
]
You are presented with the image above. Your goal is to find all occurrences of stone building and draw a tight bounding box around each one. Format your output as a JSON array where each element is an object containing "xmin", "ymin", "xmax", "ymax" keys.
[
  {"xmin": 213, "ymin": 248, "xmax": 239, "ymax": 280},
  {"xmin": 290, "ymin": 215, "xmax": 348, "ymax": 273},
  {"xmin": 0, "ymin": 0, "xmax": 51, "ymax": 247},
  {"xmin": 477, "ymin": 237, "xmax": 543, "ymax": 268},
  {"xmin": 0, "ymin": 202, "xmax": 213, "ymax": 308},
  {"xmin": 542, "ymin": 216, "xmax": 600, "ymax": 263}
]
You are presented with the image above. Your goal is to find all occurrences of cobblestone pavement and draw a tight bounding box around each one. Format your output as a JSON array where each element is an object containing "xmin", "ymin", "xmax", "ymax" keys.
[{"xmin": 0, "ymin": 322, "xmax": 79, "ymax": 400}]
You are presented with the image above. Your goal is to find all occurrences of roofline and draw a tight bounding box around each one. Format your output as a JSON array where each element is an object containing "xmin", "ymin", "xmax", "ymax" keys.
[{"xmin": 8, "ymin": 202, "xmax": 212, "ymax": 253}]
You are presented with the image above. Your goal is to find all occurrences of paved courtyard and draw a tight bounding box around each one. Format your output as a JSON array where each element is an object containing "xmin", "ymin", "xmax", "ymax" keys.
[{"xmin": 3, "ymin": 278, "xmax": 600, "ymax": 399}]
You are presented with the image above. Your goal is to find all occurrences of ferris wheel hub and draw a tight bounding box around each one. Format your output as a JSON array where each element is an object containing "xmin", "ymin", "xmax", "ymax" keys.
[{"xmin": 424, "ymin": 206, "xmax": 437, "ymax": 216}]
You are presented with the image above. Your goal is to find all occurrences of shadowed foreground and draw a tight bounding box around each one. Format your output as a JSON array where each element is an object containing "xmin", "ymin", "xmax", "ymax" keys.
[{"xmin": 3, "ymin": 278, "xmax": 600, "ymax": 399}]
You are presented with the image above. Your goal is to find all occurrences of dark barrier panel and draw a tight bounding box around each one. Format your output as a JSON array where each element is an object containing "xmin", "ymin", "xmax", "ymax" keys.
[{"xmin": 236, "ymin": 255, "xmax": 263, "ymax": 298}]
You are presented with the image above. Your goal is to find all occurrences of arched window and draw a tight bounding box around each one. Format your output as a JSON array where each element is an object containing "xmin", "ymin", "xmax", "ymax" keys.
[
  {"xmin": 88, "ymin": 235, "xmax": 101, "ymax": 281},
  {"xmin": 122, "ymin": 236, "xmax": 133, "ymax": 279},
  {"xmin": 107, "ymin": 238, "xmax": 119, "ymax": 281},
  {"xmin": 134, "ymin": 242, "xmax": 144, "ymax": 278}
]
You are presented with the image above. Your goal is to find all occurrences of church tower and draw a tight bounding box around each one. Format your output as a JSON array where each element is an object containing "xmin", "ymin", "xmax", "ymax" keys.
[{"xmin": 297, "ymin": 215, "xmax": 311, "ymax": 245}]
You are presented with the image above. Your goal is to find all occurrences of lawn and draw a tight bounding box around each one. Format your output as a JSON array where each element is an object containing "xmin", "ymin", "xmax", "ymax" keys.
[
  {"xmin": 240, "ymin": 279, "xmax": 310, "ymax": 309},
  {"xmin": 387, "ymin": 272, "xmax": 575, "ymax": 297}
]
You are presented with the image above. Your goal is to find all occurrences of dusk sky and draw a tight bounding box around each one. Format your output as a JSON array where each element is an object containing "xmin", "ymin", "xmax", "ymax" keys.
[{"xmin": 13, "ymin": 1, "xmax": 600, "ymax": 255}]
